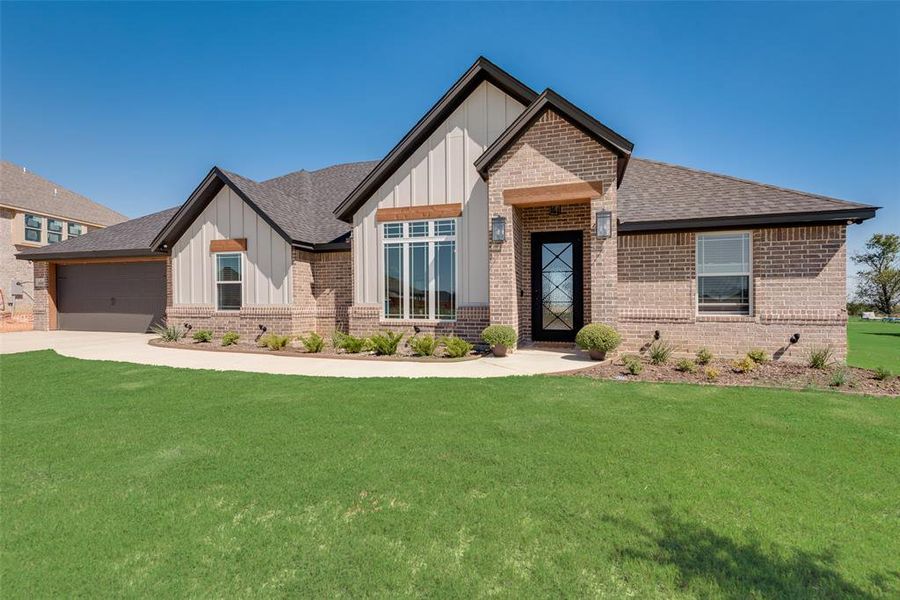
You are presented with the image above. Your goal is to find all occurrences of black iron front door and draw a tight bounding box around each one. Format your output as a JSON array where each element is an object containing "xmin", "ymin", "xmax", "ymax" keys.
[{"xmin": 531, "ymin": 231, "xmax": 583, "ymax": 342}]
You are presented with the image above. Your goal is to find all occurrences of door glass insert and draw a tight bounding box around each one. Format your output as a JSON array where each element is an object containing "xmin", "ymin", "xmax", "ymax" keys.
[{"xmin": 541, "ymin": 242, "xmax": 575, "ymax": 331}]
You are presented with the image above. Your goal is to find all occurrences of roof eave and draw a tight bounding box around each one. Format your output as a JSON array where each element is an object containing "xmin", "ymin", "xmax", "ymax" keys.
[
  {"xmin": 618, "ymin": 207, "xmax": 879, "ymax": 233},
  {"xmin": 15, "ymin": 248, "xmax": 168, "ymax": 262},
  {"xmin": 333, "ymin": 57, "xmax": 539, "ymax": 223}
]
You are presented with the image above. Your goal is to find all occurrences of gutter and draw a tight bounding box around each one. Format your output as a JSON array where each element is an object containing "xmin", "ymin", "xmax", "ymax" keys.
[{"xmin": 617, "ymin": 207, "xmax": 879, "ymax": 233}]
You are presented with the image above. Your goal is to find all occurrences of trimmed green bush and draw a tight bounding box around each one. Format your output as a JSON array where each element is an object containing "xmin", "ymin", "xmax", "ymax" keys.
[
  {"xmin": 705, "ymin": 367, "xmax": 720, "ymax": 381},
  {"xmin": 648, "ymin": 341, "xmax": 674, "ymax": 365},
  {"xmin": 695, "ymin": 347, "xmax": 713, "ymax": 365},
  {"xmin": 368, "ymin": 331, "xmax": 403, "ymax": 356},
  {"xmin": 221, "ymin": 331, "xmax": 240, "ymax": 346},
  {"xmin": 481, "ymin": 325, "xmax": 516, "ymax": 349},
  {"xmin": 442, "ymin": 336, "xmax": 473, "ymax": 358},
  {"xmin": 575, "ymin": 324, "xmax": 622, "ymax": 354},
  {"xmin": 747, "ymin": 348, "xmax": 770, "ymax": 364},
  {"xmin": 259, "ymin": 334, "xmax": 291, "ymax": 351},
  {"xmin": 408, "ymin": 335, "xmax": 439, "ymax": 357},
  {"xmin": 808, "ymin": 346, "xmax": 834, "ymax": 370},
  {"xmin": 675, "ymin": 358, "xmax": 698, "ymax": 374},
  {"xmin": 192, "ymin": 329, "xmax": 213, "ymax": 343},
  {"xmin": 731, "ymin": 356, "xmax": 756, "ymax": 374},
  {"xmin": 297, "ymin": 332, "xmax": 325, "ymax": 353},
  {"xmin": 151, "ymin": 322, "xmax": 185, "ymax": 342},
  {"xmin": 622, "ymin": 355, "xmax": 643, "ymax": 376}
]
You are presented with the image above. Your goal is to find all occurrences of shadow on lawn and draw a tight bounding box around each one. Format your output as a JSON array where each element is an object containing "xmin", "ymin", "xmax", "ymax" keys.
[{"xmin": 604, "ymin": 508, "xmax": 890, "ymax": 599}]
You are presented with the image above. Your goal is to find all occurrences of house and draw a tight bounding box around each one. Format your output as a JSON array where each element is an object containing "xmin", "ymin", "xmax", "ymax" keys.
[
  {"xmin": 18, "ymin": 57, "xmax": 878, "ymax": 360},
  {"xmin": 1, "ymin": 160, "xmax": 127, "ymax": 318}
]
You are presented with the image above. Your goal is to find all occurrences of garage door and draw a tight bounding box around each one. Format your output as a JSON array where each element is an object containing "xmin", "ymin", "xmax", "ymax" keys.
[{"xmin": 57, "ymin": 262, "xmax": 166, "ymax": 332}]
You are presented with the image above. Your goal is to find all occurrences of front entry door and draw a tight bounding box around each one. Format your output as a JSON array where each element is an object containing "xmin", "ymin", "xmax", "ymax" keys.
[{"xmin": 531, "ymin": 231, "xmax": 583, "ymax": 342}]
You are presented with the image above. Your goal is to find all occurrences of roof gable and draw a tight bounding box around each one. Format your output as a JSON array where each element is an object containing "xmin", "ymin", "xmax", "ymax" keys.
[
  {"xmin": 333, "ymin": 57, "xmax": 538, "ymax": 222},
  {"xmin": 474, "ymin": 89, "xmax": 634, "ymax": 185}
]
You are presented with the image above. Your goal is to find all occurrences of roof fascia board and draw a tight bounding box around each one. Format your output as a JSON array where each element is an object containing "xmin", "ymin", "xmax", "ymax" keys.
[
  {"xmin": 151, "ymin": 168, "xmax": 294, "ymax": 251},
  {"xmin": 16, "ymin": 248, "xmax": 168, "ymax": 262},
  {"xmin": 333, "ymin": 57, "xmax": 539, "ymax": 222},
  {"xmin": 474, "ymin": 89, "xmax": 634, "ymax": 185},
  {"xmin": 618, "ymin": 207, "xmax": 879, "ymax": 233}
]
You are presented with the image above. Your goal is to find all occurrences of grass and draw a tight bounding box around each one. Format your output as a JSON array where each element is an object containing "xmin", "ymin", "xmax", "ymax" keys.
[
  {"xmin": 2, "ymin": 351, "xmax": 899, "ymax": 598},
  {"xmin": 847, "ymin": 317, "xmax": 900, "ymax": 371}
]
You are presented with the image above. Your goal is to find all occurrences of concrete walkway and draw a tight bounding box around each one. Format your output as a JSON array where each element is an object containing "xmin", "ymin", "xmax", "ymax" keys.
[{"xmin": 0, "ymin": 331, "xmax": 596, "ymax": 378}]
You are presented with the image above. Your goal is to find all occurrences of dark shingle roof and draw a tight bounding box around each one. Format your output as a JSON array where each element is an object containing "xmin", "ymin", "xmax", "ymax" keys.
[
  {"xmin": 18, "ymin": 156, "xmax": 877, "ymax": 261},
  {"xmin": 618, "ymin": 158, "xmax": 876, "ymax": 229},
  {"xmin": 17, "ymin": 207, "xmax": 178, "ymax": 260},
  {"xmin": 1, "ymin": 160, "xmax": 128, "ymax": 226}
]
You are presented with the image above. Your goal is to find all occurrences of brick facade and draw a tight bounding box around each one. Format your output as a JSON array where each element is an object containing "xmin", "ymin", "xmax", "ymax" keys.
[
  {"xmin": 348, "ymin": 304, "xmax": 489, "ymax": 344},
  {"xmin": 1, "ymin": 207, "xmax": 37, "ymax": 315},
  {"xmin": 617, "ymin": 225, "xmax": 848, "ymax": 361},
  {"xmin": 486, "ymin": 108, "xmax": 619, "ymax": 343}
]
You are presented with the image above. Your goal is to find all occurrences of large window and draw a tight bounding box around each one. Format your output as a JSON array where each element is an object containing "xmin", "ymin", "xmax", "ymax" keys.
[
  {"xmin": 697, "ymin": 232, "xmax": 751, "ymax": 315},
  {"xmin": 382, "ymin": 219, "xmax": 456, "ymax": 320},
  {"xmin": 47, "ymin": 219, "xmax": 63, "ymax": 244},
  {"xmin": 24, "ymin": 214, "xmax": 42, "ymax": 242},
  {"xmin": 215, "ymin": 253, "xmax": 243, "ymax": 311}
]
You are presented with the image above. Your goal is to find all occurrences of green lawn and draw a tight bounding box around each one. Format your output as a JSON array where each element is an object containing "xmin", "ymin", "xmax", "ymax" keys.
[
  {"xmin": 847, "ymin": 317, "xmax": 900, "ymax": 371},
  {"xmin": 2, "ymin": 351, "xmax": 898, "ymax": 598}
]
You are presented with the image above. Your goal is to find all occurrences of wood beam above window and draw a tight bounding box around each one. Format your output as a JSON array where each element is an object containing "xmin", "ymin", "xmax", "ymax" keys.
[
  {"xmin": 503, "ymin": 180, "xmax": 603, "ymax": 208},
  {"xmin": 209, "ymin": 238, "xmax": 247, "ymax": 253},
  {"xmin": 375, "ymin": 203, "xmax": 463, "ymax": 222}
]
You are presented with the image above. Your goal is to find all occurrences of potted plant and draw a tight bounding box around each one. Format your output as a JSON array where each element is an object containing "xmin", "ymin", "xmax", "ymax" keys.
[
  {"xmin": 481, "ymin": 325, "xmax": 517, "ymax": 357},
  {"xmin": 575, "ymin": 323, "xmax": 622, "ymax": 360}
]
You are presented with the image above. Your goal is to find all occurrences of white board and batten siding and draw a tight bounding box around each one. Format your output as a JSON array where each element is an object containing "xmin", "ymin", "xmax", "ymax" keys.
[
  {"xmin": 172, "ymin": 186, "xmax": 292, "ymax": 306},
  {"xmin": 353, "ymin": 81, "xmax": 525, "ymax": 306}
]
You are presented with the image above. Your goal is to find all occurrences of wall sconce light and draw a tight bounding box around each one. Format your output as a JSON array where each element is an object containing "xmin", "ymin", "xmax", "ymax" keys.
[
  {"xmin": 790, "ymin": 333, "xmax": 800, "ymax": 344},
  {"xmin": 491, "ymin": 215, "xmax": 506, "ymax": 242},
  {"xmin": 183, "ymin": 323, "xmax": 192, "ymax": 331},
  {"xmin": 595, "ymin": 210, "xmax": 612, "ymax": 239}
]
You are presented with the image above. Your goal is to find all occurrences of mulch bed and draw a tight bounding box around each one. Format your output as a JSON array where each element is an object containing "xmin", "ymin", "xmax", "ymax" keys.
[
  {"xmin": 568, "ymin": 356, "xmax": 900, "ymax": 397},
  {"xmin": 149, "ymin": 338, "xmax": 483, "ymax": 362}
]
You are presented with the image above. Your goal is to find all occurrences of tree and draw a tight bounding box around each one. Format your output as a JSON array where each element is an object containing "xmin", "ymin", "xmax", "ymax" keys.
[{"xmin": 852, "ymin": 233, "xmax": 900, "ymax": 315}]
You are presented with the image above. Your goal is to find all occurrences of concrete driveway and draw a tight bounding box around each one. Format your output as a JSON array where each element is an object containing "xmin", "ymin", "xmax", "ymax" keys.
[{"xmin": 0, "ymin": 331, "xmax": 596, "ymax": 378}]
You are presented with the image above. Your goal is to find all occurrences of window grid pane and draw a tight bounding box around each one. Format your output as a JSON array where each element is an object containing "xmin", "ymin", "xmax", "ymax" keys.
[
  {"xmin": 434, "ymin": 220, "xmax": 455, "ymax": 236},
  {"xmin": 383, "ymin": 223, "xmax": 403, "ymax": 239},
  {"xmin": 67, "ymin": 222, "xmax": 84, "ymax": 236},
  {"xmin": 435, "ymin": 241, "xmax": 456, "ymax": 320},
  {"xmin": 410, "ymin": 242, "xmax": 429, "ymax": 318},
  {"xmin": 384, "ymin": 244, "xmax": 403, "ymax": 318},
  {"xmin": 215, "ymin": 254, "xmax": 242, "ymax": 310},
  {"xmin": 48, "ymin": 219, "xmax": 62, "ymax": 233},
  {"xmin": 409, "ymin": 222, "xmax": 428, "ymax": 237}
]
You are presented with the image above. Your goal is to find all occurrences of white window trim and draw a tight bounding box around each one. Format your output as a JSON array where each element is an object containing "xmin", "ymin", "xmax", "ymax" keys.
[
  {"xmin": 695, "ymin": 230, "xmax": 753, "ymax": 316},
  {"xmin": 214, "ymin": 252, "xmax": 244, "ymax": 312},
  {"xmin": 379, "ymin": 218, "xmax": 458, "ymax": 322}
]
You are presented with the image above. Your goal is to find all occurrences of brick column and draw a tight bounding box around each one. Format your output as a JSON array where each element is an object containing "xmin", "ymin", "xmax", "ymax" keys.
[
  {"xmin": 487, "ymin": 200, "xmax": 518, "ymax": 331},
  {"xmin": 590, "ymin": 184, "xmax": 617, "ymax": 326}
]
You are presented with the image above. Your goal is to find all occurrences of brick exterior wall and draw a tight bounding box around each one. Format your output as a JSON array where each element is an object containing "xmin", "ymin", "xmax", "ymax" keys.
[
  {"xmin": 348, "ymin": 304, "xmax": 489, "ymax": 344},
  {"xmin": 617, "ymin": 225, "xmax": 848, "ymax": 361},
  {"xmin": 486, "ymin": 108, "xmax": 619, "ymax": 343},
  {"xmin": 1, "ymin": 208, "xmax": 37, "ymax": 315},
  {"xmin": 31, "ymin": 261, "xmax": 50, "ymax": 330}
]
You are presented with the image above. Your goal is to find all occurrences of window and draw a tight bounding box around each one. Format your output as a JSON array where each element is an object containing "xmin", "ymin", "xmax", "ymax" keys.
[
  {"xmin": 697, "ymin": 232, "xmax": 751, "ymax": 315},
  {"xmin": 382, "ymin": 219, "xmax": 457, "ymax": 320},
  {"xmin": 215, "ymin": 253, "xmax": 242, "ymax": 311},
  {"xmin": 47, "ymin": 219, "xmax": 63, "ymax": 244},
  {"xmin": 24, "ymin": 214, "xmax": 42, "ymax": 242},
  {"xmin": 67, "ymin": 222, "xmax": 85, "ymax": 237}
]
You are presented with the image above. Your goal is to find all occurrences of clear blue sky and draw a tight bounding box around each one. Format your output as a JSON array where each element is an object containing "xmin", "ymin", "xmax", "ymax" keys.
[{"xmin": 2, "ymin": 2, "xmax": 898, "ymax": 277}]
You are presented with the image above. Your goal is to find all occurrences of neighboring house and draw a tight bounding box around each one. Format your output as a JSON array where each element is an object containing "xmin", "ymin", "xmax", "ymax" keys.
[
  {"xmin": 18, "ymin": 58, "xmax": 878, "ymax": 360},
  {"xmin": 1, "ymin": 160, "xmax": 127, "ymax": 315}
]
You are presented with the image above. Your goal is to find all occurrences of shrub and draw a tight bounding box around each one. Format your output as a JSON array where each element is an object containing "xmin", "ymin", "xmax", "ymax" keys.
[
  {"xmin": 481, "ymin": 325, "xmax": 516, "ymax": 349},
  {"xmin": 408, "ymin": 334, "xmax": 439, "ymax": 357},
  {"xmin": 873, "ymin": 366, "xmax": 893, "ymax": 381},
  {"xmin": 705, "ymin": 367, "xmax": 720, "ymax": 381},
  {"xmin": 747, "ymin": 348, "xmax": 770, "ymax": 364},
  {"xmin": 807, "ymin": 346, "xmax": 834, "ymax": 370},
  {"xmin": 675, "ymin": 358, "xmax": 697, "ymax": 374},
  {"xmin": 259, "ymin": 334, "xmax": 290, "ymax": 351},
  {"xmin": 648, "ymin": 341, "xmax": 674, "ymax": 365},
  {"xmin": 151, "ymin": 322, "xmax": 185, "ymax": 342},
  {"xmin": 695, "ymin": 347, "xmax": 713, "ymax": 365},
  {"xmin": 221, "ymin": 331, "xmax": 240, "ymax": 346},
  {"xmin": 297, "ymin": 332, "xmax": 325, "ymax": 353},
  {"xmin": 192, "ymin": 329, "xmax": 213, "ymax": 343},
  {"xmin": 442, "ymin": 335, "xmax": 473, "ymax": 358},
  {"xmin": 830, "ymin": 367, "xmax": 852, "ymax": 388},
  {"xmin": 731, "ymin": 356, "xmax": 756, "ymax": 374},
  {"xmin": 575, "ymin": 324, "xmax": 622, "ymax": 354},
  {"xmin": 333, "ymin": 331, "xmax": 368, "ymax": 354},
  {"xmin": 622, "ymin": 355, "xmax": 643, "ymax": 376},
  {"xmin": 368, "ymin": 331, "xmax": 403, "ymax": 356}
]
